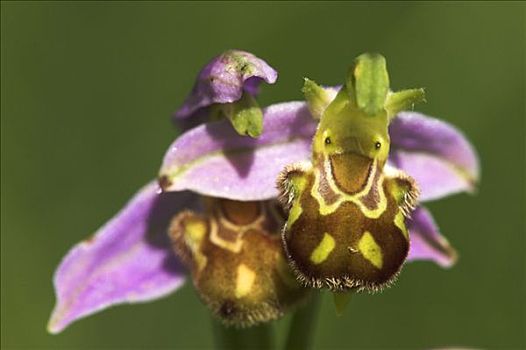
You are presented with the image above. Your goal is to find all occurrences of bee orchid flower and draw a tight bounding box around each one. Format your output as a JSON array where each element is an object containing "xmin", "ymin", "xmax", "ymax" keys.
[{"xmin": 48, "ymin": 51, "xmax": 479, "ymax": 335}]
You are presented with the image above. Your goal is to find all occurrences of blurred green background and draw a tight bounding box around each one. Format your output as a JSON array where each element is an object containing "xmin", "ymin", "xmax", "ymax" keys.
[{"xmin": 1, "ymin": 2, "xmax": 524, "ymax": 349}]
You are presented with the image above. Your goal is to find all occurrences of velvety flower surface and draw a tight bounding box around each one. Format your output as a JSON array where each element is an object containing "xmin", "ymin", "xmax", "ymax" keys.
[
  {"xmin": 48, "ymin": 183, "xmax": 199, "ymax": 334},
  {"xmin": 389, "ymin": 112, "xmax": 480, "ymax": 201},
  {"xmin": 406, "ymin": 207, "xmax": 458, "ymax": 267},
  {"xmin": 160, "ymin": 102, "xmax": 316, "ymax": 200},
  {"xmin": 389, "ymin": 112, "xmax": 479, "ymax": 267},
  {"xmin": 174, "ymin": 50, "xmax": 277, "ymax": 120},
  {"xmin": 48, "ymin": 102, "xmax": 315, "ymax": 334},
  {"xmin": 48, "ymin": 99, "xmax": 478, "ymax": 332}
]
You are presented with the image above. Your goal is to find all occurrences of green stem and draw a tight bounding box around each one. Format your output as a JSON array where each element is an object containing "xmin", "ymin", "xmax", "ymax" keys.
[
  {"xmin": 211, "ymin": 318, "xmax": 274, "ymax": 350},
  {"xmin": 284, "ymin": 292, "xmax": 322, "ymax": 350}
]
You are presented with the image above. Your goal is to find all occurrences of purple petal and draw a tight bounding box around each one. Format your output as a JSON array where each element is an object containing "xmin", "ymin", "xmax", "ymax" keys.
[
  {"xmin": 389, "ymin": 112, "xmax": 480, "ymax": 201},
  {"xmin": 160, "ymin": 101, "xmax": 316, "ymax": 201},
  {"xmin": 407, "ymin": 207, "xmax": 458, "ymax": 268},
  {"xmin": 48, "ymin": 181, "xmax": 199, "ymax": 334},
  {"xmin": 175, "ymin": 50, "xmax": 277, "ymax": 119}
]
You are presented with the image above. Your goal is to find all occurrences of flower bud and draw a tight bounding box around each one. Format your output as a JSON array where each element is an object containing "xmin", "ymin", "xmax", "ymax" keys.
[{"xmin": 174, "ymin": 50, "xmax": 277, "ymax": 137}]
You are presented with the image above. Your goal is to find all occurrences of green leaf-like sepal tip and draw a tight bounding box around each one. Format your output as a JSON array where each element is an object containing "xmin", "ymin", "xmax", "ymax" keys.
[
  {"xmin": 385, "ymin": 88, "xmax": 426, "ymax": 117},
  {"xmin": 302, "ymin": 78, "xmax": 333, "ymax": 119},
  {"xmin": 346, "ymin": 53, "xmax": 390, "ymax": 116},
  {"xmin": 345, "ymin": 53, "xmax": 425, "ymax": 118},
  {"xmin": 220, "ymin": 92, "xmax": 264, "ymax": 138}
]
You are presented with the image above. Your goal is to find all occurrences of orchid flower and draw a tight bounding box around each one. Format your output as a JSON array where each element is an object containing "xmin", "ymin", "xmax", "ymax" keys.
[{"xmin": 48, "ymin": 50, "xmax": 479, "ymax": 345}]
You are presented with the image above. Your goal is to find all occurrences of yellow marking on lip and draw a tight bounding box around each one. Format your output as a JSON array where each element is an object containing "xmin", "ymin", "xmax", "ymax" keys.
[
  {"xmin": 288, "ymin": 201, "xmax": 303, "ymax": 227},
  {"xmin": 311, "ymin": 158, "xmax": 387, "ymax": 219},
  {"xmin": 394, "ymin": 210, "xmax": 409, "ymax": 240},
  {"xmin": 235, "ymin": 264, "xmax": 256, "ymax": 298},
  {"xmin": 209, "ymin": 220, "xmax": 243, "ymax": 253},
  {"xmin": 287, "ymin": 174, "xmax": 308, "ymax": 227},
  {"xmin": 358, "ymin": 231, "xmax": 383, "ymax": 269},
  {"xmin": 310, "ymin": 233, "xmax": 336, "ymax": 264},
  {"xmin": 185, "ymin": 218, "xmax": 206, "ymax": 242},
  {"xmin": 183, "ymin": 218, "xmax": 208, "ymax": 271}
]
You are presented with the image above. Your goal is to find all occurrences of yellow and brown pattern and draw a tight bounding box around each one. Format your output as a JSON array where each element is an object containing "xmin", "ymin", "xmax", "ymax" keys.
[
  {"xmin": 279, "ymin": 53, "xmax": 424, "ymax": 294},
  {"xmin": 279, "ymin": 154, "xmax": 418, "ymax": 292},
  {"xmin": 169, "ymin": 198, "xmax": 307, "ymax": 327}
]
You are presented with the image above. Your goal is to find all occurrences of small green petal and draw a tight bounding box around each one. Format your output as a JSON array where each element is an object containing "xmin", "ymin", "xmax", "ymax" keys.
[
  {"xmin": 347, "ymin": 53, "xmax": 389, "ymax": 116},
  {"xmin": 221, "ymin": 92, "xmax": 263, "ymax": 138},
  {"xmin": 302, "ymin": 78, "xmax": 333, "ymax": 119},
  {"xmin": 385, "ymin": 88, "xmax": 426, "ymax": 118}
]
